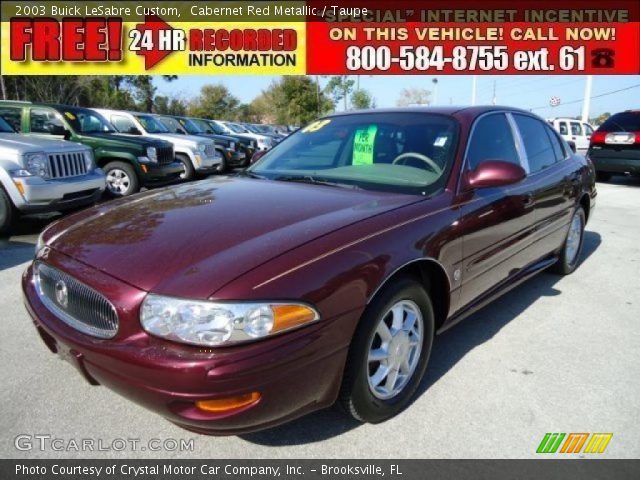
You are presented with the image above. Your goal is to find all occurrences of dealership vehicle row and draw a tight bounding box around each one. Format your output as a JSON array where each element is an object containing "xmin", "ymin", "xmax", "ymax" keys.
[{"xmin": 0, "ymin": 100, "xmax": 294, "ymax": 233}]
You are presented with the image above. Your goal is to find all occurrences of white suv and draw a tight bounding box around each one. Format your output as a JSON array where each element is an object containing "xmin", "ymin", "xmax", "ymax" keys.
[
  {"xmin": 548, "ymin": 118, "xmax": 595, "ymax": 154},
  {"xmin": 93, "ymin": 109, "xmax": 221, "ymax": 180},
  {"xmin": 0, "ymin": 116, "xmax": 105, "ymax": 233}
]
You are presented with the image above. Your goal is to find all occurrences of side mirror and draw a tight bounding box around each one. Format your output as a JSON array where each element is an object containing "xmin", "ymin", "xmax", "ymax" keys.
[
  {"xmin": 128, "ymin": 127, "xmax": 142, "ymax": 135},
  {"xmin": 50, "ymin": 124, "xmax": 70, "ymax": 138},
  {"xmin": 567, "ymin": 140, "xmax": 577, "ymax": 153},
  {"xmin": 251, "ymin": 150, "xmax": 267, "ymax": 164},
  {"xmin": 464, "ymin": 160, "xmax": 526, "ymax": 190}
]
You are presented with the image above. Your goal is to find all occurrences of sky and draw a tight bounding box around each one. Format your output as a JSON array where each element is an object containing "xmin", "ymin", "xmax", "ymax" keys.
[{"xmin": 154, "ymin": 75, "xmax": 640, "ymax": 120}]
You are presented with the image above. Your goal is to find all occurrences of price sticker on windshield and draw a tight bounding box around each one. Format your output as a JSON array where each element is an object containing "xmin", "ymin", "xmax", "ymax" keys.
[{"xmin": 352, "ymin": 125, "xmax": 378, "ymax": 166}]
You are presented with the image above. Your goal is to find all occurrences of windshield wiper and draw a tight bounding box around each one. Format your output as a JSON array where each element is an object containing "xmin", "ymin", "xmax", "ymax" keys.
[
  {"xmin": 275, "ymin": 175, "xmax": 359, "ymax": 190},
  {"xmin": 238, "ymin": 170, "xmax": 267, "ymax": 180}
]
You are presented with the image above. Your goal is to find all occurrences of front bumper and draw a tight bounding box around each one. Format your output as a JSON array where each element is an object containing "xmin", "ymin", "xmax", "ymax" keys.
[
  {"xmin": 140, "ymin": 161, "xmax": 184, "ymax": 186},
  {"xmin": 11, "ymin": 169, "xmax": 105, "ymax": 213},
  {"xmin": 225, "ymin": 149, "xmax": 247, "ymax": 168},
  {"xmin": 22, "ymin": 256, "xmax": 353, "ymax": 435},
  {"xmin": 193, "ymin": 152, "xmax": 223, "ymax": 171}
]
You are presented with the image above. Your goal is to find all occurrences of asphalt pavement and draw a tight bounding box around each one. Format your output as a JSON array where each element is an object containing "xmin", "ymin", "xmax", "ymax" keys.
[{"xmin": 1, "ymin": 178, "xmax": 639, "ymax": 459}]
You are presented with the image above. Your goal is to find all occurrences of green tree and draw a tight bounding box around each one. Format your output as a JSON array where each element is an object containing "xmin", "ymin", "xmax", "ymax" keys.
[
  {"xmin": 187, "ymin": 84, "xmax": 240, "ymax": 119},
  {"xmin": 325, "ymin": 76, "xmax": 355, "ymax": 111},
  {"xmin": 590, "ymin": 112, "xmax": 611, "ymax": 126},
  {"xmin": 252, "ymin": 76, "xmax": 334, "ymax": 125},
  {"xmin": 154, "ymin": 95, "xmax": 187, "ymax": 116},
  {"xmin": 351, "ymin": 89, "xmax": 374, "ymax": 110}
]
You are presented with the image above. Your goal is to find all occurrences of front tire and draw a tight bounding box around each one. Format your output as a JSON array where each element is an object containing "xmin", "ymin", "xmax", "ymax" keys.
[
  {"xmin": 176, "ymin": 154, "xmax": 196, "ymax": 181},
  {"xmin": 104, "ymin": 162, "xmax": 140, "ymax": 197},
  {"xmin": 339, "ymin": 276, "xmax": 435, "ymax": 423},
  {"xmin": 551, "ymin": 206, "xmax": 585, "ymax": 275},
  {"xmin": 0, "ymin": 187, "xmax": 16, "ymax": 235}
]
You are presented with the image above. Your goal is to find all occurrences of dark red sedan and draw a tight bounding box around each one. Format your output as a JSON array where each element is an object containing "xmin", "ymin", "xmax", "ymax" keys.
[{"xmin": 23, "ymin": 106, "xmax": 596, "ymax": 434}]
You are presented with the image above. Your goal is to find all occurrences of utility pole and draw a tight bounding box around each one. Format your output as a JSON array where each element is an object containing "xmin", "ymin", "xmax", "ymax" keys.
[
  {"xmin": 471, "ymin": 75, "xmax": 477, "ymax": 105},
  {"xmin": 492, "ymin": 80, "xmax": 497, "ymax": 105},
  {"xmin": 432, "ymin": 78, "xmax": 439, "ymax": 105},
  {"xmin": 581, "ymin": 75, "xmax": 593, "ymax": 123}
]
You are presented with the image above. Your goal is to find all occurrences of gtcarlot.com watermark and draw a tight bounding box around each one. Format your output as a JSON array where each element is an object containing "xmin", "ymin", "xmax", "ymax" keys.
[{"xmin": 14, "ymin": 434, "xmax": 195, "ymax": 452}]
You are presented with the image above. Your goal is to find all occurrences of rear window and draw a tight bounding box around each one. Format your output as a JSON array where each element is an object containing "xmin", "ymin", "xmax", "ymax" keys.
[{"xmin": 599, "ymin": 112, "xmax": 640, "ymax": 132}]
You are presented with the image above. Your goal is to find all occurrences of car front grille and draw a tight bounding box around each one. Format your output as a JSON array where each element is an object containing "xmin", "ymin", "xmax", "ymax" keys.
[
  {"xmin": 47, "ymin": 152, "xmax": 88, "ymax": 179},
  {"xmin": 204, "ymin": 143, "xmax": 216, "ymax": 157},
  {"xmin": 157, "ymin": 145, "xmax": 174, "ymax": 165},
  {"xmin": 35, "ymin": 262, "xmax": 119, "ymax": 339}
]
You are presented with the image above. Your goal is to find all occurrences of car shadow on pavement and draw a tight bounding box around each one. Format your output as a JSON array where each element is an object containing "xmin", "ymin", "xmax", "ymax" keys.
[
  {"xmin": 242, "ymin": 230, "xmax": 601, "ymax": 446},
  {"xmin": 0, "ymin": 215, "xmax": 60, "ymax": 270}
]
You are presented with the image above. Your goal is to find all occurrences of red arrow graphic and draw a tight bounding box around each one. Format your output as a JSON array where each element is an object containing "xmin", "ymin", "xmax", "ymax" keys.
[{"xmin": 133, "ymin": 15, "xmax": 175, "ymax": 70}]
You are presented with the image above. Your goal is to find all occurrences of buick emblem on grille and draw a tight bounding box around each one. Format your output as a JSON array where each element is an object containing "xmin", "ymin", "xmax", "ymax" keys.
[{"xmin": 54, "ymin": 280, "xmax": 68, "ymax": 308}]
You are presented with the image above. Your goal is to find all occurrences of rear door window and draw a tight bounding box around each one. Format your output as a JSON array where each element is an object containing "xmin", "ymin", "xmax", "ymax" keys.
[
  {"xmin": 0, "ymin": 106, "xmax": 22, "ymax": 132},
  {"xmin": 545, "ymin": 125, "xmax": 566, "ymax": 162},
  {"xmin": 30, "ymin": 108, "xmax": 64, "ymax": 134},
  {"xmin": 466, "ymin": 113, "xmax": 520, "ymax": 170},
  {"xmin": 558, "ymin": 122, "xmax": 568, "ymax": 135},
  {"xmin": 570, "ymin": 122, "xmax": 583, "ymax": 136},
  {"xmin": 513, "ymin": 114, "xmax": 557, "ymax": 174}
]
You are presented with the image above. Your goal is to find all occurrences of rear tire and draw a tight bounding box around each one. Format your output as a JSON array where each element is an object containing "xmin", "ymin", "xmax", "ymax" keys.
[
  {"xmin": 176, "ymin": 154, "xmax": 196, "ymax": 181},
  {"xmin": 596, "ymin": 171, "xmax": 611, "ymax": 182},
  {"xmin": 339, "ymin": 276, "xmax": 435, "ymax": 423},
  {"xmin": 551, "ymin": 206, "xmax": 585, "ymax": 275},
  {"xmin": 0, "ymin": 187, "xmax": 16, "ymax": 235},
  {"xmin": 104, "ymin": 162, "xmax": 139, "ymax": 197}
]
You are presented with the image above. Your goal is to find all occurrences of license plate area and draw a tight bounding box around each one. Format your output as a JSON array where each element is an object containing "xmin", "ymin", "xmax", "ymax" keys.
[{"xmin": 606, "ymin": 132, "xmax": 635, "ymax": 145}]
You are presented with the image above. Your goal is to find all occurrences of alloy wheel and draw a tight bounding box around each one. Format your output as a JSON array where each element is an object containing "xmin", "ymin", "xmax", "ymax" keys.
[
  {"xmin": 565, "ymin": 211, "xmax": 583, "ymax": 265},
  {"xmin": 367, "ymin": 300, "xmax": 423, "ymax": 400},
  {"xmin": 106, "ymin": 169, "xmax": 131, "ymax": 195}
]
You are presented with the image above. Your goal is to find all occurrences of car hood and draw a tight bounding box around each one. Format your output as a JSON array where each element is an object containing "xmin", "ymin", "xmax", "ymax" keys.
[
  {"xmin": 45, "ymin": 177, "xmax": 419, "ymax": 298},
  {"xmin": 146, "ymin": 133, "xmax": 213, "ymax": 149},
  {"xmin": 0, "ymin": 133, "xmax": 89, "ymax": 154},
  {"xmin": 85, "ymin": 132, "xmax": 171, "ymax": 149}
]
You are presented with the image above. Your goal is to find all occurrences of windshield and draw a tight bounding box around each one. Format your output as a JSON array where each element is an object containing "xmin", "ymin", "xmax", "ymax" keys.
[
  {"xmin": 207, "ymin": 121, "xmax": 225, "ymax": 134},
  {"xmin": 60, "ymin": 108, "xmax": 116, "ymax": 134},
  {"xmin": 136, "ymin": 115, "xmax": 169, "ymax": 134},
  {"xmin": 0, "ymin": 117, "xmax": 14, "ymax": 133},
  {"xmin": 157, "ymin": 116, "xmax": 187, "ymax": 134},
  {"xmin": 599, "ymin": 112, "xmax": 640, "ymax": 132},
  {"xmin": 227, "ymin": 123, "xmax": 248, "ymax": 133},
  {"xmin": 190, "ymin": 119, "xmax": 215, "ymax": 133},
  {"xmin": 249, "ymin": 112, "xmax": 459, "ymax": 195},
  {"xmin": 244, "ymin": 124, "xmax": 260, "ymax": 133},
  {"xmin": 177, "ymin": 118, "xmax": 204, "ymax": 134}
]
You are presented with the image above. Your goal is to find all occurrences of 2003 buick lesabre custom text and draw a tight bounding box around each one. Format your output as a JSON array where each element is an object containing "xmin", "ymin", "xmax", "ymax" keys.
[{"xmin": 23, "ymin": 107, "xmax": 596, "ymax": 434}]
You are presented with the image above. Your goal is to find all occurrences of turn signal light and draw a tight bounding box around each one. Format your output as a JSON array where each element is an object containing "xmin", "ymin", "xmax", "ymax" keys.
[
  {"xmin": 272, "ymin": 305, "xmax": 318, "ymax": 332},
  {"xmin": 140, "ymin": 164, "xmax": 149, "ymax": 173},
  {"xmin": 195, "ymin": 392, "xmax": 261, "ymax": 413},
  {"xmin": 14, "ymin": 180, "xmax": 25, "ymax": 196}
]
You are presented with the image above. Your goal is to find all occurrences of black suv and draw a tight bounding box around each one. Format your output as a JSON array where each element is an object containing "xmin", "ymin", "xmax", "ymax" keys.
[{"xmin": 588, "ymin": 110, "xmax": 640, "ymax": 182}]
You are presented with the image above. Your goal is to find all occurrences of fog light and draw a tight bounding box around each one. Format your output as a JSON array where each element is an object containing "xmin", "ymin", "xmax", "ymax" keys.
[{"xmin": 195, "ymin": 392, "xmax": 261, "ymax": 413}]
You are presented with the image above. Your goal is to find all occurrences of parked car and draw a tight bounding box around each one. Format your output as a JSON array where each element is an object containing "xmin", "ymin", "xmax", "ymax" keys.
[
  {"xmin": 0, "ymin": 116, "xmax": 104, "ymax": 233},
  {"xmin": 587, "ymin": 110, "xmax": 640, "ymax": 182},
  {"xmin": 203, "ymin": 119, "xmax": 258, "ymax": 161},
  {"xmin": 23, "ymin": 106, "xmax": 595, "ymax": 434},
  {"xmin": 248, "ymin": 123, "xmax": 286, "ymax": 143},
  {"xmin": 548, "ymin": 117, "xmax": 595, "ymax": 154},
  {"xmin": 94, "ymin": 109, "xmax": 220, "ymax": 181},
  {"xmin": 0, "ymin": 101, "xmax": 180, "ymax": 197},
  {"xmin": 165, "ymin": 116, "xmax": 247, "ymax": 172},
  {"xmin": 222, "ymin": 121, "xmax": 274, "ymax": 151}
]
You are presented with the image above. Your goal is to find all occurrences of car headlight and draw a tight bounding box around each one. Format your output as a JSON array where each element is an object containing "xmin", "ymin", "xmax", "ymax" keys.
[
  {"xmin": 196, "ymin": 143, "xmax": 208, "ymax": 153},
  {"xmin": 24, "ymin": 152, "xmax": 48, "ymax": 177},
  {"xmin": 140, "ymin": 294, "xmax": 320, "ymax": 347},
  {"xmin": 146, "ymin": 147, "xmax": 158, "ymax": 163},
  {"xmin": 83, "ymin": 150, "xmax": 94, "ymax": 171}
]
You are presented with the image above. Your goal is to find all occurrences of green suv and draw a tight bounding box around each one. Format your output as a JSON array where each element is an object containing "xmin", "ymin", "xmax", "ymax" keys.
[{"xmin": 0, "ymin": 101, "xmax": 182, "ymax": 196}]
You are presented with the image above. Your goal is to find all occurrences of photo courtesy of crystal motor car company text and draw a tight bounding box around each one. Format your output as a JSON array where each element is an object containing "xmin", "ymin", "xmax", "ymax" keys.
[{"xmin": 0, "ymin": 1, "xmax": 640, "ymax": 477}]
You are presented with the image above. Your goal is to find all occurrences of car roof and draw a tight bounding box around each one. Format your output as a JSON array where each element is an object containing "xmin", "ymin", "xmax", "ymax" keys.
[{"xmin": 323, "ymin": 105, "xmax": 534, "ymax": 119}]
